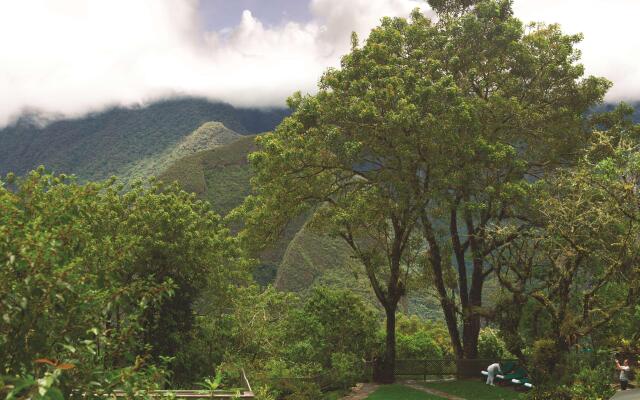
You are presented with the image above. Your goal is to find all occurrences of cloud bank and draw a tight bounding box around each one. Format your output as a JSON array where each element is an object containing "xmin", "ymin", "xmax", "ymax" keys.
[
  {"xmin": 0, "ymin": 0, "xmax": 638, "ymax": 127},
  {"xmin": 512, "ymin": 0, "xmax": 640, "ymax": 103}
]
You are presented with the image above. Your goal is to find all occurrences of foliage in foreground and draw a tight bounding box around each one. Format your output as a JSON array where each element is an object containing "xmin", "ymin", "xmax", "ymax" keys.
[
  {"xmin": 215, "ymin": 286, "xmax": 379, "ymax": 399},
  {"xmin": 0, "ymin": 169, "xmax": 248, "ymax": 396}
]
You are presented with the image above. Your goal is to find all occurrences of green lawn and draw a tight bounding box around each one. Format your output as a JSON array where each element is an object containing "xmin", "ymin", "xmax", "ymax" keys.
[
  {"xmin": 420, "ymin": 380, "xmax": 524, "ymax": 400},
  {"xmin": 366, "ymin": 384, "xmax": 445, "ymax": 399}
]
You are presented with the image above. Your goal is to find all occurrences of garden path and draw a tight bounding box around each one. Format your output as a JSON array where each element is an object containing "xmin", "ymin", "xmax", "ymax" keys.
[
  {"xmin": 611, "ymin": 388, "xmax": 640, "ymax": 399},
  {"xmin": 402, "ymin": 381, "xmax": 466, "ymax": 400},
  {"xmin": 341, "ymin": 383, "xmax": 380, "ymax": 400}
]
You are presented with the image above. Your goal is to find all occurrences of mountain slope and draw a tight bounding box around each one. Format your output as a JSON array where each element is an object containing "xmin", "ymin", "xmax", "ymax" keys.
[
  {"xmin": 159, "ymin": 135, "xmax": 308, "ymax": 286},
  {"xmin": 159, "ymin": 136, "xmax": 443, "ymax": 316},
  {"xmin": 159, "ymin": 134, "xmax": 257, "ymax": 215},
  {"xmin": 122, "ymin": 121, "xmax": 241, "ymax": 182},
  {"xmin": 0, "ymin": 97, "xmax": 288, "ymax": 181}
]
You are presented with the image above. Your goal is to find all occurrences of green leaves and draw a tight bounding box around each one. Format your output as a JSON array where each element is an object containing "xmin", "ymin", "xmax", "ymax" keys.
[
  {"xmin": 0, "ymin": 169, "xmax": 249, "ymax": 393},
  {"xmin": 241, "ymin": 0, "xmax": 613, "ymax": 363}
]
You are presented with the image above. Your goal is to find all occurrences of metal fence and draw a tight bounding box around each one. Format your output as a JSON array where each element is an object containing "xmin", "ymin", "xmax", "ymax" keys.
[
  {"xmin": 395, "ymin": 359, "xmax": 457, "ymax": 379},
  {"xmin": 394, "ymin": 359, "xmax": 519, "ymax": 380}
]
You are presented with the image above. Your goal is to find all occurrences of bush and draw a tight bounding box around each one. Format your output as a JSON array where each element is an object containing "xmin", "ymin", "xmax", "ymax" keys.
[
  {"xmin": 282, "ymin": 381, "xmax": 323, "ymax": 400},
  {"xmin": 395, "ymin": 315, "xmax": 450, "ymax": 359},
  {"xmin": 329, "ymin": 352, "xmax": 362, "ymax": 389},
  {"xmin": 568, "ymin": 365, "xmax": 616, "ymax": 400},
  {"xmin": 525, "ymin": 385, "xmax": 573, "ymax": 400},
  {"xmin": 0, "ymin": 170, "xmax": 247, "ymax": 393},
  {"xmin": 529, "ymin": 339, "xmax": 562, "ymax": 383},
  {"xmin": 478, "ymin": 327, "xmax": 512, "ymax": 359},
  {"xmin": 397, "ymin": 331, "xmax": 444, "ymax": 359}
]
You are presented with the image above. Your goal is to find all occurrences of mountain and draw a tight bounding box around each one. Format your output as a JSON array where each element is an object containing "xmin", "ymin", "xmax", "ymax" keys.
[
  {"xmin": 160, "ymin": 134, "xmax": 441, "ymax": 315},
  {"xmin": 594, "ymin": 101, "xmax": 640, "ymax": 123},
  {"xmin": 159, "ymin": 134, "xmax": 256, "ymax": 215},
  {"xmin": 0, "ymin": 97, "xmax": 289, "ymax": 181},
  {"xmin": 158, "ymin": 135, "xmax": 307, "ymax": 286},
  {"xmin": 123, "ymin": 121, "xmax": 241, "ymax": 182}
]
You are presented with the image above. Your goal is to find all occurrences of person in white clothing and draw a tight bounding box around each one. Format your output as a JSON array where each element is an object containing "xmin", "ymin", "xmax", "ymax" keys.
[
  {"xmin": 616, "ymin": 359, "xmax": 631, "ymax": 390},
  {"xmin": 486, "ymin": 362, "xmax": 502, "ymax": 386}
]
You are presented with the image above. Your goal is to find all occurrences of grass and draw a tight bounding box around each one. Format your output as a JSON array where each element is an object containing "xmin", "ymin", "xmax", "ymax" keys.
[
  {"xmin": 420, "ymin": 380, "xmax": 525, "ymax": 400},
  {"xmin": 367, "ymin": 384, "xmax": 446, "ymax": 399}
]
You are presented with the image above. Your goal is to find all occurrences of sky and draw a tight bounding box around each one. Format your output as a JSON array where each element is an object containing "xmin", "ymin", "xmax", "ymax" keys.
[{"xmin": 0, "ymin": 0, "xmax": 639, "ymax": 127}]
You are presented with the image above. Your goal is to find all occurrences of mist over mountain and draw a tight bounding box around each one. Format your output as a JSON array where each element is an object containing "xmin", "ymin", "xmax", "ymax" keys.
[
  {"xmin": 0, "ymin": 97, "xmax": 289, "ymax": 181},
  {"xmin": 598, "ymin": 100, "xmax": 640, "ymax": 123}
]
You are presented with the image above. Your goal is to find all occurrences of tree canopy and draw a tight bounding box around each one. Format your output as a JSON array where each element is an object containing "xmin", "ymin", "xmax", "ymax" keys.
[
  {"xmin": 241, "ymin": 0, "xmax": 610, "ymax": 381},
  {"xmin": 0, "ymin": 169, "xmax": 248, "ymax": 395}
]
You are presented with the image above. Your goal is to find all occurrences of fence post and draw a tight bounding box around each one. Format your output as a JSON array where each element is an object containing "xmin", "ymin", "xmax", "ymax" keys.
[{"xmin": 423, "ymin": 359, "xmax": 426, "ymax": 382}]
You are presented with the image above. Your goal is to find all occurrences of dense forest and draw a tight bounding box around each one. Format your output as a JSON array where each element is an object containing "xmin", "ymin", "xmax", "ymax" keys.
[
  {"xmin": 0, "ymin": 98, "xmax": 289, "ymax": 181},
  {"xmin": 2, "ymin": 1, "xmax": 640, "ymax": 400}
]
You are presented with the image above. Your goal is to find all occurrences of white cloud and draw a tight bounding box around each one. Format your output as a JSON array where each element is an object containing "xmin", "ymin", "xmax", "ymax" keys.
[
  {"xmin": 0, "ymin": 0, "xmax": 638, "ymax": 127},
  {"xmin": 512, "ymin": 0, "xmax": 640, "ymax": 102},
  {"xmin": 0, "ymin": 0, "xmax": 424, "ymax": 126}
]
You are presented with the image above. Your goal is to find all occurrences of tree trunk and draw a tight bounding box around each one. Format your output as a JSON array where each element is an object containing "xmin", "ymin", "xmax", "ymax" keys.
[
  {"xmin": 462, "ymin": 314, "xmax": 480, "ymax": 359},
  {"xmin": 441, "ymin": 298, "xmax": 464, "ymax": 359},
  {"xmin": 462, "ymin": 265, "xmax": 484, "ymax": 359},
  {"xmin": 374, "ymin": 306, "xmax": 397, "ymax": 384},
  {"xmin": 422, "ymin": 215, "xmax": 464, "ymax": 359}
]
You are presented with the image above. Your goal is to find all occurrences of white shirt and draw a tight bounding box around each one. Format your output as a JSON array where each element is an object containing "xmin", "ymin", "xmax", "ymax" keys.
[{"xmin": 620, "ymin": 365, "xmax": 630, "ymax": 381}]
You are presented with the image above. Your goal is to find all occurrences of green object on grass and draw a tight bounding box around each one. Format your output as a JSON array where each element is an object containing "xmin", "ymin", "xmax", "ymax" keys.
[
  {"xmin": 500, "ymin": 361, "xmax": 516, "ymax": 373},
  {"xmin": 499, "ymin": 366, "xmax": 529, "ymax": 383}
]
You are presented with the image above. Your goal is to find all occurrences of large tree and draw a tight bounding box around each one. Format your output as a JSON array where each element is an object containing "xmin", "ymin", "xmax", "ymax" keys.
[
  {"xmin": 241, "ymin": 0, "xmax": 609, "ymax": 380},
  {"xmin": 414, "ymin": 0, "xmax": 609, "ymax": 359}
]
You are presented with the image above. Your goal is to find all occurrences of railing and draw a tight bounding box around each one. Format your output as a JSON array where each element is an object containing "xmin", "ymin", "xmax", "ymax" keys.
[
  {"xmin": 393, "ymin": 358, "xmax": 520, "ymax": 380},
  {"xmin": 395, "ymin": 359, "xmax": 457, "ymax": 380}
]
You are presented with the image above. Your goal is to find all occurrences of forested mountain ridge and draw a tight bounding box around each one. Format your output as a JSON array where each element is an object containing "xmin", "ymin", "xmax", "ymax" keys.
[
  {"xmin": 596, "ymin": 101, "xmax": 640, "ymax": 123},
  {"xmin": 160, "ymin": 135, "xmax": 444, "ymax": 316},
  {"xmin": 122, "ymin": 121, "xmax": 242, "ymax": 182},
  {"xmin": 0, "ymin": 97, "xmax": 289, "ymax": 181}
]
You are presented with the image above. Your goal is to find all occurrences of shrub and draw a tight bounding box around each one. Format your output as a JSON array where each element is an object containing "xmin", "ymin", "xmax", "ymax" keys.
[
  {"xmin": 329, "ymin": 352, "xmax": 362, "ymax": 389},
  {"xmin": 0, "ymin": 170, "xmax": 247, "ymax": 392},
  {"xmin": 529, "ymin": 339, "xmax": 562, "ymax": 383},
  {"xmin": 525, "ymin": 385, "xmax": 572, "ymax": 400},
  {"xmin": 478, "ymin": 327, "xmax": 512, "ymax": 360},
  {"xmin": 395, "ymin": 315, "xmax": 449, "ymax": 359},
  {"xmin": 568, "ymin": 365, "xmax": 616, "ymax": 400},
  {"xmin": 397, "ymin": 331, "xmax": 444, "ymax": 359}
]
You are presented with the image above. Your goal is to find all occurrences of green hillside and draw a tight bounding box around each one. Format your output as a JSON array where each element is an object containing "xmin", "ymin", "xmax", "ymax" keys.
[
  {"xmin": 122, "ymin": 121, "xmax": 241, "ymax": 182},
  {"xmin": 275, "ymin": 220, "xmax": 445, "ymax": 318},
  {"xmin": 158, "ymin": 135, "xmax": 307, "ymax": 286},
  {"xmin": 0, "ymin": 97, "xmax": 288, "ymax": 181},
  {"xmin": 159, "ymin": 135, "xmax": 257, "ymax": 215},
  {"xmin": 160, "ymin": 136, "xmax": 444, "ymax": 316},
  {"xmin": 275, "ymin": 221, "xmax": 357, "ymax": 292}
]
